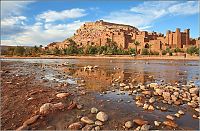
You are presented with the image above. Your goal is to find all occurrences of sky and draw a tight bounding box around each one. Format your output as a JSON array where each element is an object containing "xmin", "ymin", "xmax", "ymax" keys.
[{"xmin": 1, "ymin": 0, "xmax": 199, "ymax": 46}]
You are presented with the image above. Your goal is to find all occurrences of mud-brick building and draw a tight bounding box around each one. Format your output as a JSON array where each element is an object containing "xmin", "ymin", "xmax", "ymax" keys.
[{"xmin": 46, "ymin": 20, "xmax": 199, "ymax": 53}]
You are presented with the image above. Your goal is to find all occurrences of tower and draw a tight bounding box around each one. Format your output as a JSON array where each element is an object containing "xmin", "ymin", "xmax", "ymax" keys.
[
  {"xmin": 184, "ymin": 29, "xmax": 190, "ymax": 46},
  {"xmin": 176, "ymin": 28, "xmax": 181, "ymax": 48}
]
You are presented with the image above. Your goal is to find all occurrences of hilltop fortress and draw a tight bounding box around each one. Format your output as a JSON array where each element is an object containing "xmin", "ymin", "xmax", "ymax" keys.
[{"xmin": 46, "ymin": 20, "xmax": 199, "ymax": 53}]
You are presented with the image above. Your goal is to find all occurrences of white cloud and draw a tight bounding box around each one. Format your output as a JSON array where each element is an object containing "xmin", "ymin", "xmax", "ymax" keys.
[
  {"xmin": 103, "ymin": 1, "xmax": 199, "ymax": 30},
  {"xmin": 1, "ymin": 16, "xmax": 27, "ymax": 36},
  {"xmin": 1, "ymin": 1, "xmax": 33, "ymax": 18},
  {"xmin": 168, "ymin": 1, "xmax": 199, "ymax": 15},
  {"xmin": 1, "ymin": 20, "xmax": 85, "ymax": 46},
  {"xmin": 36, "ymin": 8, "xmax": 86, "ymax": 22}
]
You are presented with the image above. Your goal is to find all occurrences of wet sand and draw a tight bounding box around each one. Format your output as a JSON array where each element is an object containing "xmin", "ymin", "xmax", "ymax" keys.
[{"xmin": 1, "ymin": 59, "xmax": 199, "ymax": 130}]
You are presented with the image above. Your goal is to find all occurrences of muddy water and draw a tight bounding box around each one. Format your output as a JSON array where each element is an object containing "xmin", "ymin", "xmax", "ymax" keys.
[{"xmin": 2, "ymin": 58, "xmax": 200, "ymax": 130}]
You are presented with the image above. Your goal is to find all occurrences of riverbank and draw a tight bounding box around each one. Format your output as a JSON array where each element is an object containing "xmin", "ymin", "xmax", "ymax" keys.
[
  {"xmin": 1, "ymin": 55, "xmax": 199, "ymax": 60},
  {"xmin": 1, "ymin": 59, "xmax": 199, "ymax": 130}
]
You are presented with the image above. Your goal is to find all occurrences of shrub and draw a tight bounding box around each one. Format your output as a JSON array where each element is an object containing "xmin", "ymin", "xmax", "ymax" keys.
[
  {"xmin": 186, "ymin": 46, "xmax": 199, "ymax": 55},
  {"xmin": 162, "ymin": 50, "xmax": 167, "ymax": 55},
  {"xmin": 141, "ymin": 48, "xmax": 149, "ymax": 55}
]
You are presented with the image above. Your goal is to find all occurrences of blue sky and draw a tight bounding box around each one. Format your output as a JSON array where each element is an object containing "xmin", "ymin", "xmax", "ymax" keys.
[{"xmin": 1, "ymin": 1, "xmax": 199, "ymax": 46}]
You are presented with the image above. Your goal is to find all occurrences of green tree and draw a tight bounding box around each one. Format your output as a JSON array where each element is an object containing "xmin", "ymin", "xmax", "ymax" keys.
[{"xmin": 14, "ymin": 46, "xmax": 25, "ymax": 56}]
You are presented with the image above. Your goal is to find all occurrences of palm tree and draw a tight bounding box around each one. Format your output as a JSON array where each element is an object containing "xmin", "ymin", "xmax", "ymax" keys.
[{"xmin": 134, "ymin": 41, "xmax": 140, "ymax": 55}]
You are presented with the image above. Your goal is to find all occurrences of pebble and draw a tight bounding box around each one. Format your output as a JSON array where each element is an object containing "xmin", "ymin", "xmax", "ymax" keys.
[
  {"xmin": 125, "ymin": 121, "xmax": 133, "ymax": 129},
  {"xmin": 140, "ymin": 124, "xmax": 150, "ymax": 130},
  {"xmin": 143, "ymin": 103, "xmax": 149, "ymax": 110},
  {"xmin": 192, "ymin": 114, "xmax": 197, "ymax": 118},
  {"xmin": 148, "ymin": 105, "xmax": 154, "ymax": 110},
  {"xmin": 96, "ymin": 111, "xmax": 108, "ymax": 122},
  {"xmin": 91, "ymin": 107, "xmax": 98, "ymax": 114},
  {"xmin": 81, "ymin": 117, "xmax": 94, "ymax": 124},
  {"xmin": 95, "ymin": 121, "xmax": 103, "ymax": 126},
  {"xmin": 135, "ymin": 101, "xmax": 143, "ymax": 107},
  {"xmin": 178, "ymin": 110, "xmax": 184, "ymax": 115},
  {"xmin": 39, "ymin": 103, "xmax": 54, "ymax": 114},
  {"xmin": 94, "ymin": 126, "xmax": 100, "ymax": 131},
  {"xmin": 163, "ymin": 120, "xmax": 178, "ymax": 128},
  {"xmin": 160, "ymin": 107, "xmax": 167, "ymax": 111},
  {"xmin": 149, "ymin": 97, "xmax": 155, "ymax": 103},
  {"xmin": 154, "ymin": 121, "xmax": 161, "ymax": 126},
  {"xmin": 174, "ymin": 113, "xmax": 180, "ymax": 118},
  {"xmin": 133, "ymin": 118, "xmax": 149, "ymax": 126},
  {"xmin": 166, "ymin": 115, "xmax": 175, "ymax": 120},
  {"xmin": 56, "ymin": 93, "xmax": 70, "ymax": 98}
]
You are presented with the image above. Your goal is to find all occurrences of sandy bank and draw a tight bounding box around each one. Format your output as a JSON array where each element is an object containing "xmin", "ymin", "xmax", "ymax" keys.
[{"xmin": 1, "ymin": 55, "xmax": 199, "ymax": 61}]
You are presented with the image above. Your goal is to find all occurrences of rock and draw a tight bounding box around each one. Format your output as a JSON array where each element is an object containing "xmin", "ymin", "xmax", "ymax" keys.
[
  {"xmin": 53, "ymin": 102, "xmax": 64, "ymax": 110},
  {"xmin": 135, "ymin": 95, "xmax": 142, "ymax": 100},
  {"xmin": 23, "ymin": 115, "xmax": 40, "ymax": 126},
  {"xmin": 56, "ymin": 93, "xmax": 70, "ymax": 98},
  {"xmin": 134, "ymin": 126, "xmax": 141, "ymax": 131},
  {"xmin": 143, "ymin": 103, "xmax": 149, "ymax": 110},
  {"xmin": 154, "ymin": 121, "xmax": 161, "ymax": 126},
  {"xmin": 174, "ymin": 100, "xmax": 181, "ymax": 105},
  {"xmin": 174, "ymin": 113, "xmax": 180, "ymax": 118},
  {"xmin": 140, "ymin": 124, "xmax": 150, "ymax": 130},
  {"xmin": 142, "ymin": 91, "xmax": 151, "ymax": 96},
  {"xmin": 155, "ymin": 89, "xmax": 164, "ymax": 95},
  {"xmin": 187, "ymin": 101, "xmax": 198, "ymax": 108},
  {"xmin": 163, "ymin": 120, "xmax": 178, "ymax": 128},
  {"xmin": 67, "ymin": 101, "xmax": 77, "ymax": 110},
  {"xmin": 173, "ymin": 92, "xmax": 179, "ymax": 96},
  {"xmin": 166, "ymin": 115, "xmax": 175, "ymax": 120},
  {"xmin": 189, "ymin": 88, "xmax": 199, "ymax": 95},
  {"xmin": 140, "ymin": 85, "xmax": 146, "ymax": 90},
  {"xmin": 16, "ymin": 125, "xmax": 28, "ymax": 131},
  {"xmin": 81, "ymin": 117, "xmax": 94, "ymax": 124},
  {"xmin": 68, "ymin": 122, "xmax": 84, "ymax": 130},
  {"xmin": 149, "ymin": 83, "xmax": 158, "ymax": 88},
  {"xmin": 133, "ymin": 119, "xmax": 149, "ymax": 126},
  {"xmin": 120, "ymin": 83, "xmax": 126, "ymax": 87},
  {"xmin": 148, "ymin": 105, "xmax": 154, "ymax": 110},
  {"xmin": 178, "ymin": 110, "xmax": 184, "ymax": 115},
  {"xmin": 160, "ymin": 107, "xmax": 167, "ymax": 111},
  {"xmin": 124, "ymin": 86, "xmax": 130, "ymax": 90},
  {"xmin": 125, "ymin": 121, "xmax": 133, "ymax": 129},
  {"xmin": 135, "ymin": 101, "xmax": 143, "ymax": 107},
  {"xmin": 94, "ymin": 126, "xmax": 100, "ymax": 131},
  {"xmin": 82, "ymin": 124, "xmax": 94, "ymax": 131},
  {"xmin": 195, "ymin": 108, "xmax": 200, "ymax": 112},
  {"xmin": 149, "ymin": 97, "xmax": 155, "ymax": 103},
  {"xmin": 95, "ymin": 121, "xmax": 103, "ymax": 126},
  {"xmin": 162, "ymin": 92, "xmax": 171, "ymax": 100},
  {"xmin": 39, "ymin": 103, "xmax": 54, "ymax": 114},
  {"xmin": 96, "ymin": 112, "xmax": 108, "ymax": 122},
  {"xmin": 91, "ymin": 107, "xmax": 98, "ymax": 114},
  {"xmin": 171, "ymin": 95, "xmax": 177, "ymax": 102},
  {"xmin": 192, "ymin": 114, "xmax": 197, "ymax": 118}
]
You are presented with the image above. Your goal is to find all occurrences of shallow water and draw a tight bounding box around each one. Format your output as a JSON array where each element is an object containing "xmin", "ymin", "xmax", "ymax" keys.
[{"xmin": 2, "ymin": 58, "xmax": 200, "ymax": 129}]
